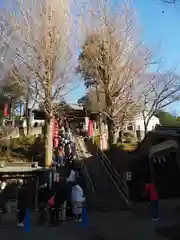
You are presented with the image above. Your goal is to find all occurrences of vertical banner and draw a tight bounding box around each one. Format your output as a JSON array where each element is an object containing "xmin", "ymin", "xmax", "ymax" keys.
[
  {"xmin": 84, "ymin": 117, "xmax": 89, "ymax": 132},
  {"xmin": 52, "ymin": 118, "xmax": 59, "ymax": 148},
  {"xmin": 88, "ymin": 120, "xmax": 93, "ymax": 137},
  {"xmin": 3, "ymin": 103, "xmax": 8, "ymax": 117}
]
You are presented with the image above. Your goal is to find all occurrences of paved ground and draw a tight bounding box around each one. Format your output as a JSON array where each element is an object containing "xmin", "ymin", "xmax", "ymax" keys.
[
  {"xmin": 0, "ymin": 212, "xmax": 97, "ymax": 240},
  {"xmin": 1, "ymin": 198, "xmax": 180, "ymax": 240},
  {"xmin": 87, "ymin": 198, "xmax": 180, "ymax": 240}
]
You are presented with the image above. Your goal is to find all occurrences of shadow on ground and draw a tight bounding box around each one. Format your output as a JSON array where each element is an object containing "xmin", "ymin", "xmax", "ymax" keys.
[{"xmin": 156, "ymin": 225, "xmax": 180, "ymax": 240}]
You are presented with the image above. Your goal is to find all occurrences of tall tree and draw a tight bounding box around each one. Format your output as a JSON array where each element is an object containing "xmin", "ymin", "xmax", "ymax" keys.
[
  {"xmin": 0, "ymin": 0, "xmax": 73, "ymax": 167},
  {"xmin": 78, "ymin": 0, "xmax": 151, "ymax": 146},
  {"xmin": 139, "ymin": 72, "xmax": 180, "ymax": 135}
]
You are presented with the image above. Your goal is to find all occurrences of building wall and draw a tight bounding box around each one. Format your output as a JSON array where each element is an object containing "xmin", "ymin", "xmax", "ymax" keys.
[
  {"xmin": 0, "ymin": 126, "xmax": 43, "ymax": 139},
  {"xmin": 133, "ymin": 115, "xmax": 160, "ymax": 132},
  {"xmin": 124, "ymin": 114, "xmax": 160, "ymax": 141}
]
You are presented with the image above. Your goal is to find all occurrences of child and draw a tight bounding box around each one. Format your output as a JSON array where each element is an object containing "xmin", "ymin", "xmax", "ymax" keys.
[
  {"xmin": 57, "ymin": 145, "xmax": 65, "ymax": 167},
  {"xmin": 17, "ymin": 180, "xmax": 29, "ymax": 227},
  {"xmin": 71, "ymin": 181, "xmax": 85, "ymax": 222}
]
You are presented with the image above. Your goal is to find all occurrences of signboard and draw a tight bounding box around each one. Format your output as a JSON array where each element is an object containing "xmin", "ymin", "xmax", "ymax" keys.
[
  {"xmin": 126, "ymin": 172, "xmax": 132, "ymax": 181},
  {"xmin": 84, "ymin": 117, "xmax": 89, "ymax": 131},
  {"xmin": 100, "ymin": 133, "xmax": 108, "ymax": 150},
  {"xmin": 52, "ymin": 118, "xmax": 59, "ymax": 147},
  {"xmin": 4, "ymin": 103, "xmax": 8, "ymax": 117},
  {"xmin": 88, "ymin": 120, "xmax": 93, "ymax": 137}
]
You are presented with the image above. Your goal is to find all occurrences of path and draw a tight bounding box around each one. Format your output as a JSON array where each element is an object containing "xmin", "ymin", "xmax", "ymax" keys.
[
  {"xmin": 87, "ymin": 198, "xmax": 180, "ymax": 240},
  {"xmin": 0, "ymin": 212, "xmax": 97, "ymax": 240},
  {"xmin": 75, "ymin": 136, "xmax": 127, "ymax": 212}
]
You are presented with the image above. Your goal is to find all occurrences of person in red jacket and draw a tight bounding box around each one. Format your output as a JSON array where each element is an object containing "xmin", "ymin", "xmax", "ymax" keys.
[
  {"xmin": 57, "ymin": 145, "xmax": 65, "ymax": 167},
  {"xmin": 144, "ymin": 181, "xmax": 159, "ymax": 221}
]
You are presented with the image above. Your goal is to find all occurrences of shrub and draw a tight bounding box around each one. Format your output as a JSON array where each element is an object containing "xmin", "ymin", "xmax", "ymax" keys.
[
  {"xmin": 124, "ymin": 132, "xmax": 137, "ymax": 144},
  {"xmin": 25, "ymin": 136, "xmax": 36, "ymax": 145},
  {"xmin": 118, "ymin": 142, "xmax": 136, "ymax": 152},
  {"xmin": 10, "ymin": 138, "xmax": 19, "ymax": 150}
]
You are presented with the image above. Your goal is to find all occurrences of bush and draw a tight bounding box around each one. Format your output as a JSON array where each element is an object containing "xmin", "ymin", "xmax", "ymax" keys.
[
  {"xmin": 94, "ymin": 135, "xmax": 100, "ymax": 148},
  {"xmin": 123, "ymin": 132, "xmax": 137, "ymax": 144},
  {"xmin": 118, "ymin": 142, "xmax": 136, "ymax": 152},
  {"xmin": 7, "ymin": 135, "xmax": 37, "ymax": 150},
  {"xmin": 25, "ymin": 136, "xmax": 36, "ymax": 145},
  {"xmin": 10, "ymin": 138, "xmax": 19, "ymax": 150}
]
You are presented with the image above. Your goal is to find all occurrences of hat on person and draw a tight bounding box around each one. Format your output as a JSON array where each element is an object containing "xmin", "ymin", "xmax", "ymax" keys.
[
  {"xmin": 1, "ymin": 181, "xmax": 6, "ymax": 190},
  {"xmin": 19, "ymin": 179, "xmax": 24, "ymax": 186}
]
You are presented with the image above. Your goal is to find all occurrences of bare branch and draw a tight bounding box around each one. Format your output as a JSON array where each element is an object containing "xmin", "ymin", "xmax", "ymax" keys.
[
  {"xmin": 78, "ymin": 0, "xmax": 151, "ymax": 143},
  {"xmin": 139, "ymin": 70, "xmax": 180, "ymax": 133}
]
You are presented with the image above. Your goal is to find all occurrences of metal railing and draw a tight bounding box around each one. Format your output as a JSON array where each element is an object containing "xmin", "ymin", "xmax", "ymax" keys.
[
  {"xmin": 76, "ymin": 135, "xmax": 130, "ymax": 206},
  {"xmin": 75, "ymin": 136, "xmax": 95, "ymax": 193},
  {"xmin": 97, "ymin": 148, "xmax": 130, "ymax": 205}
]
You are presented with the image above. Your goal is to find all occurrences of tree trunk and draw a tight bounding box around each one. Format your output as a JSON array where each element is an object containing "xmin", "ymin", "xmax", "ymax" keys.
[
  {"xmin": 105, "ymin": 93, "xmax": 117, "ymax": 148},
  {"xmin": 107, "ymin": 117, "xmax": 116, "ymax": 148},
  {"xmin": 20, "ymin": 102, "xmax": 22, "ymax": 118},
  {"xmin": 143, "ymin": 113, "xmax": 150, "ymax": 139},
  {"xmin": 144, "ymin": 119, "xmax": 149, "ymax": 138},
  {"xmin": 44, "ymin": 117, "xmax": 53, "ymax": 167},
  {"xmin": 144, "ymin": 124, "xmax": 148, "ymax": 137},
  {"xmin": 95, "ymin": 84, "xmax": 103, "ymax": 145},
  {"xmin": 25, "ymin": 100, "xmax": 31, "ymax": 136}
]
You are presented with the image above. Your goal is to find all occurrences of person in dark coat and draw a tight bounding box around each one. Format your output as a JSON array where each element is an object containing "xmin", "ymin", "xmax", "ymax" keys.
[
  {"xmin": 0, "ymin": 182, "xmax": 6, "ymax": 225},
  {"xmin": 17, "ymin": 180, "xmax": 29, "ymax": 227},
  {"xmin": 49, "ymin": 180, "xmax": 68, "ymax": 225},
  {"xmin": 38, "ymin": 183, "xmax": 48, "ymax": 224},
  {"xmin": 76, "ymin": 168, "xmax": 86, "ymax": 194}
]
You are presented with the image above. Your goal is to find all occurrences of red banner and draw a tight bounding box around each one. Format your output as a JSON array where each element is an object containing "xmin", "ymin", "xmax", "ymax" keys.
[
  {"xmin": 3, "ymin": 103, "xmax": 8, "ymax": 117},
  {"xmin": 88, "ymin": 120, "xmax": 93, "ymax": 137},
  {"xmin": 52, "ymin": 118, "xmax": 59, "ymax": 147}
]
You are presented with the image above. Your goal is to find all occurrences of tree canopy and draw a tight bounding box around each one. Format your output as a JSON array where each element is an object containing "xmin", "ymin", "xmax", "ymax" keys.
[{"xmin": 155, "ymin": 110, "xmax": 180, "ymax": 126}]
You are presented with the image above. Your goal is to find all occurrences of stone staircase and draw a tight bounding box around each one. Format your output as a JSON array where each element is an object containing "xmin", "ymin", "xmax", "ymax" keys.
[{"xmin": 75, "ymin": 135, "xmax": 127, "ymax": 212}]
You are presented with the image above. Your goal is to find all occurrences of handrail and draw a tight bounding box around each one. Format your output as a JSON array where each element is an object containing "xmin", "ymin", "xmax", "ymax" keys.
[
  {"xmin": 98, "ymin": 149, "xmax": 129, "ymax": 194},
  {"xmin": 75, "ymin": 135, "xmax": 130, "ymax": 206},
  {"xmin": 97, "ymin": 148, "xmax": 130, "ymax": 205},
  {"xmin": 75, "ymin": 136, "xmax": 95, "ymax": 193},
  {"xmin": 98, "ymin": 155, "xmax": 130, "ymax": 205}
]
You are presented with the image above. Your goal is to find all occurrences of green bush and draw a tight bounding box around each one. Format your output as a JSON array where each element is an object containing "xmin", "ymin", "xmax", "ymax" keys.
[
  {"xmin": 10, "ymin": 138, "xmax": 19, "ymax": 150},
  {"xmin": 9, "ymin": 135, "xmax": 37, "ymax": 149},
  {"xmin": 124, "ymin": 132, "xmax": 136, "ymax": 144},
  {"xmin": 26, "ymin": 135, "xmax": 36, "ymax": 145},
  {"xmin": 118, "ymin": 142, "xmax": 136, "ymax": 152}
]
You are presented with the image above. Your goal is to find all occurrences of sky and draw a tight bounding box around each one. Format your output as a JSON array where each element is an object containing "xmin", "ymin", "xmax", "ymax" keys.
[
  {"xmin": 1, "ymin": 0, "xmax": 180, "ymax": 115},
  {"xmin": 67, "ymin": 0, "xmax": 180, "ymax": 115}
]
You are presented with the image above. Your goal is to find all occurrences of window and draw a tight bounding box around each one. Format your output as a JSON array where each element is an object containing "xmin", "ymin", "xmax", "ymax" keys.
[
  {"xmin": 137, "ymin": 125, "xmax": 140, "ymax": 131},
  {"xmin": 127, "ymin": 124, "xmax": 133, "ymax": 131}
]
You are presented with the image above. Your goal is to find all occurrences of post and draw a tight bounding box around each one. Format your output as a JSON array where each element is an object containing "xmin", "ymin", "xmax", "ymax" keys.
[{"xmin": 35, "ymin": 175, "xmax": 39, "ymax": 211}]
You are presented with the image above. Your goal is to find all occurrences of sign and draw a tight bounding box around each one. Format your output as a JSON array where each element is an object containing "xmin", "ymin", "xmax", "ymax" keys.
[
  {"xmin": 88, "ymin": 120, "xmax": 93, "ymax": 137},
  {"xmin": 52, "ymin": 118, "xmax": 59, "ymax": 147},
  {"xmin": 100, "ymin": 133, "xmax": 108, "ymax": 150},
  {"xmin": 126, "ymin": 172, "xmax": 132, "ymax": 181},
  {"xmin": 3, "ymin": 103, "xmax": 8, "ymax": 117},
  {"xmin": 84, "ymin": 117, "xmax": 89, "ymax": 131}
]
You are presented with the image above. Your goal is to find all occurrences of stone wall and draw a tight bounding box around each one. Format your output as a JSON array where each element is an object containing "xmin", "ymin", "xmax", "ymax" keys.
[{"xmin": 0, "ymin": 126, "xmax": 43, "ymax": 139}]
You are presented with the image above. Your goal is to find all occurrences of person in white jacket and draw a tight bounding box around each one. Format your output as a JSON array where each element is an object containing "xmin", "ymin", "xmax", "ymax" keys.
[
  {"xmin": 71, "ymin": 182, "xmax": 85, "ymax": 222},
  {"xmin": 66, "ymin": 169, "xmax": 76, "ymax": 183}
]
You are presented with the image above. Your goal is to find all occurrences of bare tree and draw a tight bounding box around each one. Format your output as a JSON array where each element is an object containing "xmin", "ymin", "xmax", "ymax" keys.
[
  {"xmin": 0, "ymin": 0, "xmax": 73, "ymax": 166},
  {"xmin": 2, "ymin": 65, "xmax": 39, "ymax": 134},
  {"xmin": 78, "ymin": 0, "xmax": 152, "ymax": 146},
  {"xmin": 139, "ymin": 71, "xmax": 180, "ymax": 135}
]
